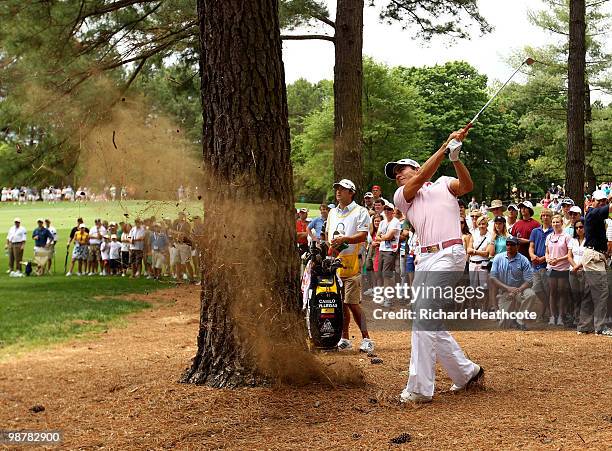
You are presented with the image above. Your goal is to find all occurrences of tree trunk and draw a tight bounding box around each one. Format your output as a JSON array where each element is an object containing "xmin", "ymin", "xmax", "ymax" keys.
[
  {"xmin": 584, "ymin": 81, "xmax": 596, "ymax": 194},
  {"xmin": 565, "ymin": 0, "xmax": 586, "ymax": 203},
  {"xmin": 333, "ymin": 0, "xmax": 364, "ymax": 195},
  {"xmin": 182, "ymin": 0, "xmax": 302, "ymax": 387}
]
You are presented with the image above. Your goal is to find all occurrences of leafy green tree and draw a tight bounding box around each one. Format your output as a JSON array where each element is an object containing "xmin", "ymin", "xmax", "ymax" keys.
[
  {"xmin": 394, "ymin": 61, "xmax": 520, "ymax": 200},
  {"xmin": 292, "ymin": 58, "xmax": 427, "ymax": 201}
]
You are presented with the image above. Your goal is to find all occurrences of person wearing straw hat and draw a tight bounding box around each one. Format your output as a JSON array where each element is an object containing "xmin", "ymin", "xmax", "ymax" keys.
[{"xmin": 487, "ymin": 199, "xmax": 506, "ymax": 233}]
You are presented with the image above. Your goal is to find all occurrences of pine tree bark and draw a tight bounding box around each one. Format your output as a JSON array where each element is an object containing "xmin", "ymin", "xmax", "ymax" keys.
[
  {"xmin": 333, "ymin": 0, "xmax": 364, "ymax": 195},
  {"xmin": 584, "ymin": 81, "xmax": 596, "ymax": 194},
  {"xmin": 565, "ymin": 0, "xmax": 586, "ymax": 203},
  {"xmin": 181, "ymin": 0, "xmax": 302, "ymax": 387}
]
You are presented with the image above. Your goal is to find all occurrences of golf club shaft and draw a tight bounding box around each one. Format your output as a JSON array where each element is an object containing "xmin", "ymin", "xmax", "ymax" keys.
[{"xmin": 462, "ymin": 60, "xmax": 529, "ymax": 132}]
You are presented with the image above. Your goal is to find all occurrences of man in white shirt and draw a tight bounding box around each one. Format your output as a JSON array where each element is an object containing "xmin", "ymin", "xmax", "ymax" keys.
[
  {"xmin": 376, "ymin": 203, "xmax": 401, "ymax": 307},
  {"xmin": 44, "ymin": 218, "xmax": 58, "ymax": 273},
  {"xmin": 5, "ymin": 217, "xmax": 27, "ymax": 274},
  {"xmin": 326, "ymin": 179, "xmax": 374, "ymax": 353},
  {"xmin": 129, "ymin": 218, "xmax": 146, "ymax": 277},
  {"xmin": 87, "ymin": 219, "xmax": 106, "ymax": 275}
]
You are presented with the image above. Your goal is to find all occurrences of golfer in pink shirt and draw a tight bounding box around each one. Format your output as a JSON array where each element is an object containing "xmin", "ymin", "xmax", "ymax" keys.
[{"xmin": 386, "ymin": 129, "xmax": 484, "ymax": 403}]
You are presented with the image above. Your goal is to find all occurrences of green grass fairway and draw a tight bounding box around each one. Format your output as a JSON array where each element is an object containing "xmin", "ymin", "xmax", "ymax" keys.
[{"xmin": 0, "ymin": 200, "xmax": 319, "ymax": 355}]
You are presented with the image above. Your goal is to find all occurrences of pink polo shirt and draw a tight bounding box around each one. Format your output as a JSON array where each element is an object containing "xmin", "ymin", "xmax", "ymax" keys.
[
  {"xmin": 394, "ymin": 176, "xmax": 461, "ymax": 247},
  {"xmin": 545, "ymin": 232, "xmax": 571, "ymax": 271}
]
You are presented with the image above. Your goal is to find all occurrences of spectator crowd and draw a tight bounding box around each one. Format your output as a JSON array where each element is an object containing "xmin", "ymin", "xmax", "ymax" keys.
[
  {"xmin": 5, "ymin": 212, "xmax": 204, "ymax": 283},
  {"xmin": 298, "ymin": 181, "xmax": 612, "ymax": 337}
]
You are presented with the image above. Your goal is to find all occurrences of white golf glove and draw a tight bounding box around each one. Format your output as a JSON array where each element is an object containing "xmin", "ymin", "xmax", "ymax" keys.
[{"xmin": 445, "ymin": 138, "xmax": 463, "ymax": 162}]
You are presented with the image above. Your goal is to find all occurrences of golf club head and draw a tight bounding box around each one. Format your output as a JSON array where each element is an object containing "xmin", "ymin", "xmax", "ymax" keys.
[{"xmin": 525, "ymin": 57, "xmax": 535, "ymax": 66}]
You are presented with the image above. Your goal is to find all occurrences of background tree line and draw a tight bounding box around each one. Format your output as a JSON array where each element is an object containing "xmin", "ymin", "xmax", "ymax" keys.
[{"xmin": 0, "ymin": 0, "xmax": 610, "ymax": 201}]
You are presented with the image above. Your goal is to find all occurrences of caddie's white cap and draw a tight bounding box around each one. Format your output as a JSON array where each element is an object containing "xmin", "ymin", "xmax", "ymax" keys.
[
  {"xmin": 592, "ymin": 190, "xmax": 607, "ymax": 201},
  {"xmin": 384, "ymin": 158, "xmax": 421, "ymax": 179},
  {"xmin": 569, "ymin": 206, "xmax": 582, "ymax": 214},
  {"xmin": 13, "ymin": 217, "xmax": 21, "ymax": 222},
  {"xmin": 332, "ymin": 179, "xmax": 356, "ymax": 192}
]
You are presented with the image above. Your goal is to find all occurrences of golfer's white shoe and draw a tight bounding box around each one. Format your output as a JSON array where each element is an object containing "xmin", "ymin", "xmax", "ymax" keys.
[
  {"xmin": 450, "ymin": 364, "xmax": 484, "ymax": 392},
  {"xmin": 399, "ymin": 389, "xmax": 432, "ymax": 404},
  {"xmin": 65, "ymin": 272, "xmax": 72, "ymax": 277},
  {"xmin": 337, "ymin": 338, "xmax": 352, "ymax": 351},
  {"xmin": 359, "ymin": 338, "xmax": 375, "ymax": 353}
]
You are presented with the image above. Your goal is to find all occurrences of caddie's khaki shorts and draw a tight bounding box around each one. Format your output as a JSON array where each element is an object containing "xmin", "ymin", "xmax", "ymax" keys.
[{"xmin": 341, "ymin": 274, "xmax": 362, "ymax": 305}]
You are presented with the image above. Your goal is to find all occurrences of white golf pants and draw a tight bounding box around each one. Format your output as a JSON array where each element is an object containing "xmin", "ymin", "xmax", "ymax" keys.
[{"xmin": 405, "ymin": 245, "xmax": 478, "ymax": 397}]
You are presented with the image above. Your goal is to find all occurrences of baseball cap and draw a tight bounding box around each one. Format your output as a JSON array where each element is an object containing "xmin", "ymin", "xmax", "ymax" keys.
[
  {"xmin": 384, "ymin": 158, "xmax": 421, "ymax": 180},
  {"xmin": 363, "ymin": 192, "xmax": 374, "ymax": 198},
  {"xmin": 327, "ymin": 203, "xmax": 336, "ymax": 209},
  {"xmin": 372, "ymin": 185, "xmax": 381, "ymax": 190},
  {"xmin": 13, "ymin": 217, "xmax": 21, "ymax": 222},
  {"xmin": 592, "ymin": 190, "xmax": 607, "ymax": 201},
  {"xmin": 383, "ymin": 202, "xmax": 395, "ymax": 210},
  {"xmin": 469, "ymin": 209, "xmax": 481, "ymax": 217},
  {"xmin": 111, "ymin": 234, "xmax": 118, "ymax": 239},
  {"xmin": 560, "ymin": 198, "xmax": 574, "ymax": 206},
  {"xmin": 36, "ymin": 218, "xmax": 44, "ymax": 223},
  {"xmin": 299, "ymin": 208, "xmax": 308, "ymax": 213},
  {"xmin": 506, "ymin": 236, "xmax": 519, "ymax": 245},
  {"xmin": 569, "ymin": 206, "xmax": 582, "ymax": 214},
  {"xmin": 493, "ymin": 215, "xmax": 506, "ymax": 223},
  {"xmin": 332, "ymin": 179, "xmax": 356, "ymax": 192},
  {"xmin": 78, "ymin": 224, "xmax": 86, "ymax": 229},
  {"xmin": 518, "ymin": 200, "xmax": 534, "ymax": 212},
  {"xmin": 507, "ymin": 204, "xmax": 518, "ymax": 211}
]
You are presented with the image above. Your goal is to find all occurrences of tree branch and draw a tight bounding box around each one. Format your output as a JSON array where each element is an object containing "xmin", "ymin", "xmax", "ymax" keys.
[
  {"xmin": 281, "ymin": 34, "xmax": 335, "ymax": 43},
  {"xmin": 586, "ymin": 0, "xmax": 610, "ymax": 7},
  {"xmin": 311, "ymin": 13, "xmax": 335, "ymax": 28}
]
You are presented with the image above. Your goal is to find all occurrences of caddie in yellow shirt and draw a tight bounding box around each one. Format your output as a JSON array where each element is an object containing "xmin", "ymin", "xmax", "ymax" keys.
[{"xmin": 326, "ymin": 179, "xmax": 374, "ymax": 353}]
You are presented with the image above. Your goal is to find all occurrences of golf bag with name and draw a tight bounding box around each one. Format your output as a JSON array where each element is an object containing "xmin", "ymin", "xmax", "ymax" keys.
[{"xmin": 302, "ymin": 241, "xmax": 344, "ymax": 350}]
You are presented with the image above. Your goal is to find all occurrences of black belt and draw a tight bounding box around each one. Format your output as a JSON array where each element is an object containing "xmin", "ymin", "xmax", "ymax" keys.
[{"xmin": 10, "ymin": 242, "xmax": 25, "ymax": 245}]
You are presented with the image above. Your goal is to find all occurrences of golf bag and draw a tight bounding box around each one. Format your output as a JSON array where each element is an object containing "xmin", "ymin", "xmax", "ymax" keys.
[{"xmin": 302, "ymin": 242, "xmax": 344, "ymax": 350}]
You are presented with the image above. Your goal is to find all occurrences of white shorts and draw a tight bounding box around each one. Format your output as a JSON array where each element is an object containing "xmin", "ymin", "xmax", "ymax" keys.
[{"xmin": 152, "ymin": 251, "xmax": 166, "ymax": 269}]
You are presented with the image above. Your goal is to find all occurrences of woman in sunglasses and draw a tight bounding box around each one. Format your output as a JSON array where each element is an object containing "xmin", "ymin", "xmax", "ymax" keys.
[
  {"xmin": 567, "ymin": 219, "xmax": 586, "ymax": 328},
  {"xmin": 545, "ymin": 214, "xmax": 571, "ymax": 326}
]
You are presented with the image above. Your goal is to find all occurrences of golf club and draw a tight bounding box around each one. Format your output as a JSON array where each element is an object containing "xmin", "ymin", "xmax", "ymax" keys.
[{"xmin": 447, "ymin": 57, "xmax": 535, "ymax": 152}]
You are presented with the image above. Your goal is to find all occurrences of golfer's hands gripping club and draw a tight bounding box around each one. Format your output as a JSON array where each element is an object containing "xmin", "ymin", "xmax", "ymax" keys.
[{"xmin": 445, "ymin": 127, "xmax": 470, "ymax": 162}]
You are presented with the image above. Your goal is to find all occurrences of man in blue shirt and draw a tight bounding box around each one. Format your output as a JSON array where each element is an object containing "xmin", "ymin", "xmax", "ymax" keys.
[
  {"xmin": 490, "ymin": 236, "xmax": 540, "ymax": 330},
  {"xmin": 32, "ymin": 219, "xmax": 54, "ymax": 249},
  {"xmin": 529, "ymin": 209, "xmax": 553, "ymax": 318},
  {"xmin": 32, "ymin": 219, "xmax": 55, "ymax": 276},
  {"xmin": 306, "ymin": 203, "xmax": 330, "ymax": 243}
]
